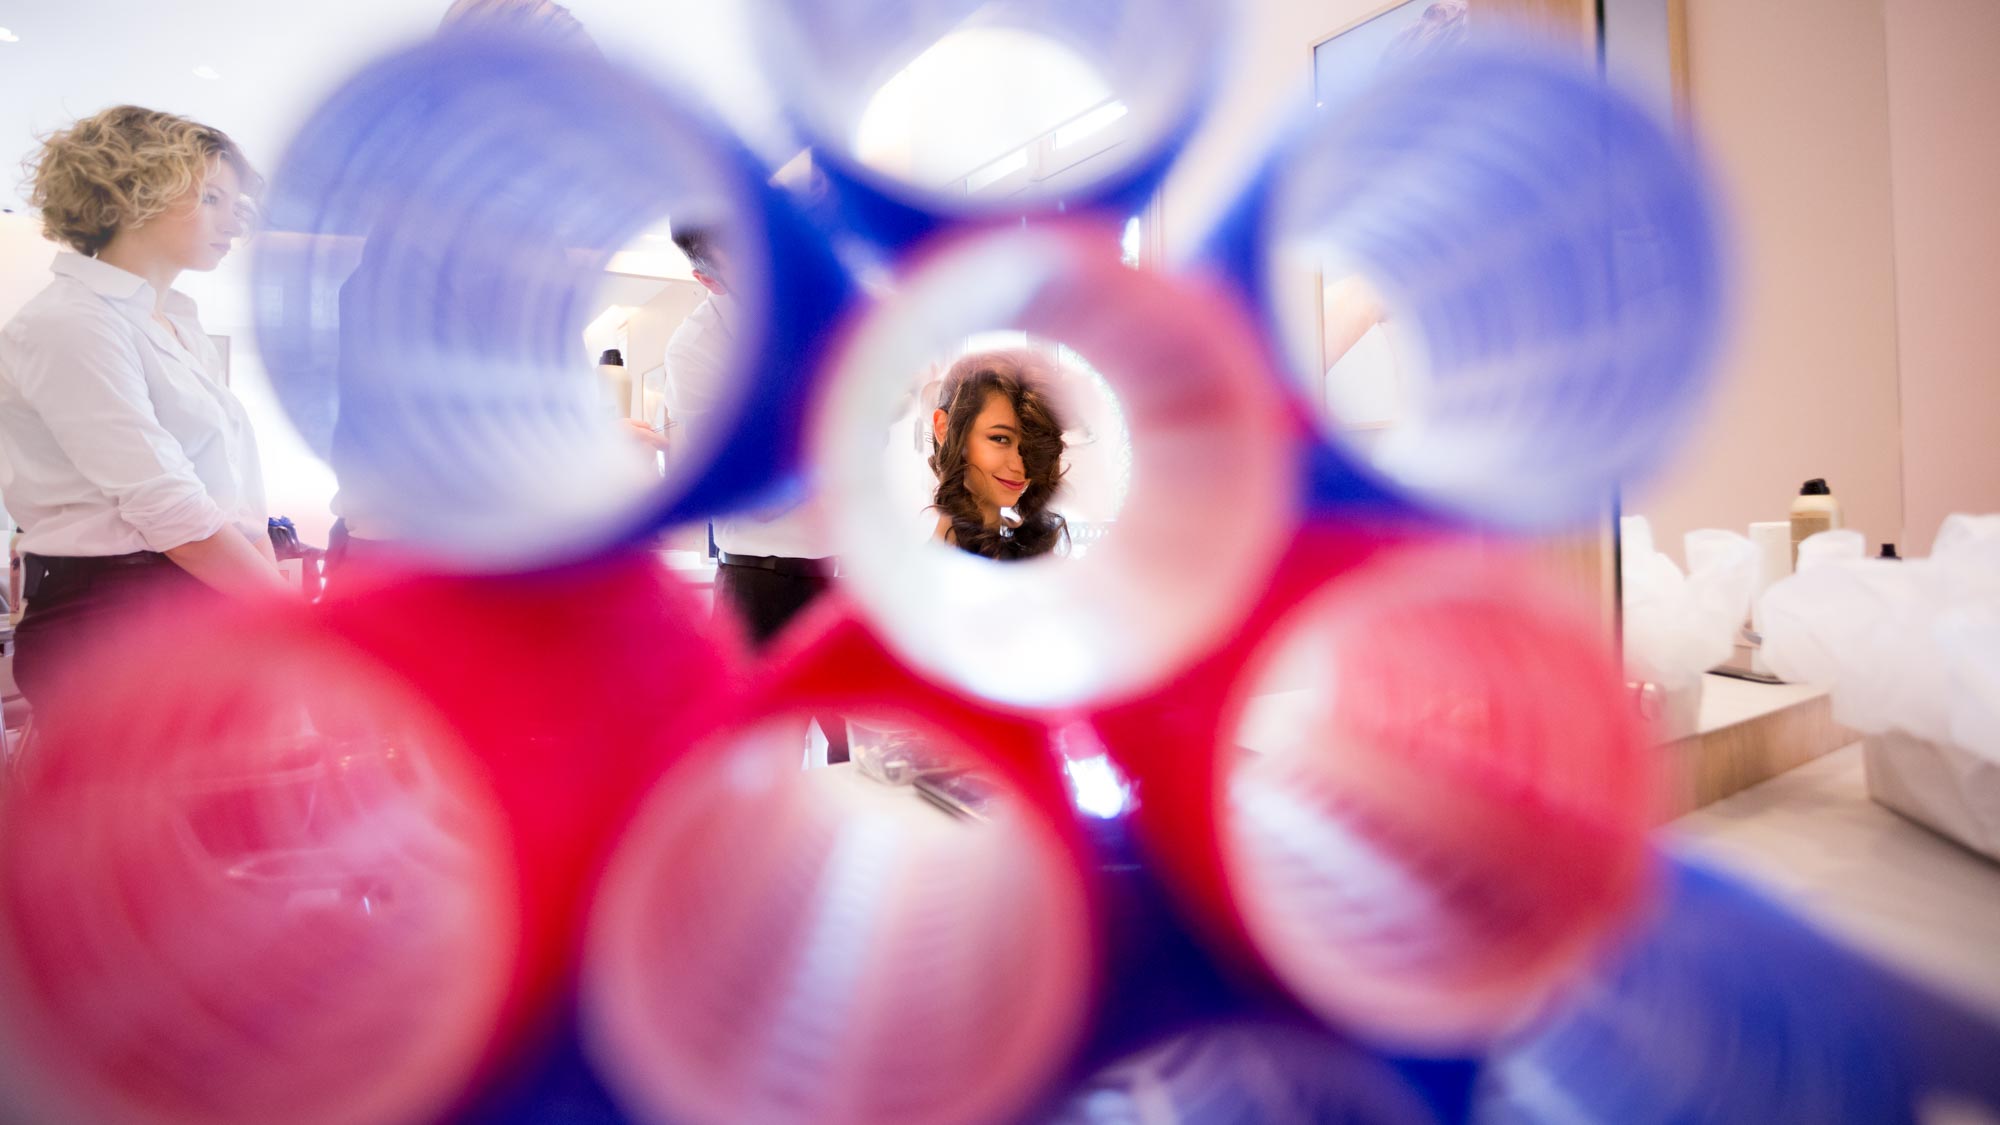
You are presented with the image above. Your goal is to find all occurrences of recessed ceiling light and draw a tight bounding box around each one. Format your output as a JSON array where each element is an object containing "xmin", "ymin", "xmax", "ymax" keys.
[
  {"xmin": 0, "ymin": 28, "xmax": 20, "ymax": 43},
  {"xmin": 193, "ymin": 65, "xmax": 221, "ymax": 80}
]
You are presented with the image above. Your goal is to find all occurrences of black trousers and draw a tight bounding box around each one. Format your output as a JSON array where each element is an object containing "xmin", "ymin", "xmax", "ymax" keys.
[
  {"xmin": 713, "ymin": 559, "xmax": 848, "ymax": 763},
  {"xmin": 12, "ymin": 554, "xmax": 212, "ymax": 711}
]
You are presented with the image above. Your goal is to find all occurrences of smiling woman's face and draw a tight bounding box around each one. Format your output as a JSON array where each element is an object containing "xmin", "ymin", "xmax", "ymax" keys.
[{"xmin": 936, "ymin": 389, "xmax": 1029, "ymax": 525}]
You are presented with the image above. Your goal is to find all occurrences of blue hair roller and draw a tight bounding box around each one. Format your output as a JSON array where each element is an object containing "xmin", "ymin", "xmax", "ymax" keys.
[
  {"xmin": 1200, "ymin": 44, "xmax": 1729, "ymax": 531},
  {"xmin": 746, "ymin": 0, "xmax": 1226, "ymax": 256},
  {"xmin": 1484, "ymin": 855, "xmax": 2000, "ymax": 1123},
  {"xmin": 253, "ymin": 31, "xmax": 853, "ymax": 569}
]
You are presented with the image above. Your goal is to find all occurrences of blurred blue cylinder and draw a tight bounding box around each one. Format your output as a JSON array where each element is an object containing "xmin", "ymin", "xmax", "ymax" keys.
[
  {"xmin": 747, "ymin": 0, "xmax": 1225, "ymax": 255},
  {"xmin": 1202, "ymin": 45, "xmax": 1728, "ymax": 531},
  {"xmin": 1478, "ymin": 856, "xmax": 2000, "ymax": 1124},
  {"xmin": 254, "ymin": 31, "xmax": 853, "ymax": 569}
]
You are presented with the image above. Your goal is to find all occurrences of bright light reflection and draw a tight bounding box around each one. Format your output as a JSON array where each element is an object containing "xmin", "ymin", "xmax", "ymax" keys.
[{"xmin": 854, "ymin": 28, "xmax": 1113, "ymax": 188}]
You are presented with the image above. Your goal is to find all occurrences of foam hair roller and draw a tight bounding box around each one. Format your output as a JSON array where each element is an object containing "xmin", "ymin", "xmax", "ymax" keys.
[
  {"xmin": 746, "ymin": 0, "xmax": 1225, "ymax": 252},
  {"xmin": 1202, "ymin": 44, "xmax": 1728, "ymax": 529},
  {"xmin": 1087, "ymin": 522, "xmax": 1414, "ymax": 959},
  {"xmin": 581, "ymin": 600, "xmax": 1100, "ymax": 1125},
  {"xmin": 253, "ymin": 31, "xmax": 854, "ymax": 569},
  {"xmin": 0, "ymin": 596, "xmax": 517, "ymax": 1125},
  {"xmin": 313, "ymin": 550, "xmax": 743, "ymax": 1069},
  {"xmin": 1220, "ymin": 547, "xmax": 1657, "ymax": 1051},
  {"xmin": 1101, "ymin": 540, "xmax": 1656, "ymax": 1054},
  {"xmin": 812, "ymin": 220, "xmax": 1299, "ymax": 709}
]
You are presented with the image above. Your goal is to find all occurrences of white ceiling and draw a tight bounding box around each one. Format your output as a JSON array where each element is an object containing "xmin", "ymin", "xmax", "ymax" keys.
[{"xmin": 0, "ymin": 0, "xmax": 789, "ymax": 208}]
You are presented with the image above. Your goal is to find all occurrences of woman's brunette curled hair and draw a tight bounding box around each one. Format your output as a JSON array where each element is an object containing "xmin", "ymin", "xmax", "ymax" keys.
[{"xmin": 930, "ymin": 349, "xmax": 1069, "ymax": 561}]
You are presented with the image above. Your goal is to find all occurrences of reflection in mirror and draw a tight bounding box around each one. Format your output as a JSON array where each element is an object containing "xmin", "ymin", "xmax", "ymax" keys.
[{"xmin": 583, "ymin": 713, "xmax": 1093, "ymax": 1125}]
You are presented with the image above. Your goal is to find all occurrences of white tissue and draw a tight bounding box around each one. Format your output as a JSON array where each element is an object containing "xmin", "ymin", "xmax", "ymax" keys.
[
  {"xmin": 1748, "ymin": 520, "xmax": 1791, "ymax": 599},
  {"xmin": 1759, "ymin": 514, "xmax": 2000, "ymax": 761},
  {"xmin": 1621, "ymin": 517, "xmax": 1757, "ymax": 691},
  {"xmin": 1795, "ymin": 528, "xmax": 1866, "ymax": 571}
]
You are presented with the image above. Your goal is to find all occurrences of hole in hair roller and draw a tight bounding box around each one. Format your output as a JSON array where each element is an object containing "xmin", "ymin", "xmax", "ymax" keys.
[
  {"xmin": 747, "ymin": 0, "xmax": 1227, "ymax": 251},
  {"xmin": 813, "ymin": 220, "xmax": 1302, "ymax": 710},
  {"xmin": 581, "ymin": 604, "xmax": 1101, "ymax": 1125}
]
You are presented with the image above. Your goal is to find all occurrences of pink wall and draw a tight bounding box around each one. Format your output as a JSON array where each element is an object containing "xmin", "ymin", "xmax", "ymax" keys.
[
  {"xmin": 1634, "ymin": 0, "xmax": 1906, "ymax": 561},
  {"xmin": 1884, "ymin": 0, "xmax": 2000, "ymax": 554}
]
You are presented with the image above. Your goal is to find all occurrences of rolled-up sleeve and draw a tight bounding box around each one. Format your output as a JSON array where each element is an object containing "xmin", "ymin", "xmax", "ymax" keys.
[{"xmin": 5, "ymin": 311, "xmax": 227, "ymax": 551}]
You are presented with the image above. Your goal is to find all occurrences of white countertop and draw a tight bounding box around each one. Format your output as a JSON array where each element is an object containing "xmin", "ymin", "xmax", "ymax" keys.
[{"xmin": 1670, "ymin": 742, "xmax": 2000, "ymax": 1022}]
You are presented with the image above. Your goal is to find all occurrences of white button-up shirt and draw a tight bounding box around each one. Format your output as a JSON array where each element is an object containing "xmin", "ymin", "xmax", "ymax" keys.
[
  {"xmin": 666, "ymin": 292, "xmax": 831, "ymax": 560},
  {"xmin": 0, "ymin": 253, "xmax": 267, "ymax": 556}
]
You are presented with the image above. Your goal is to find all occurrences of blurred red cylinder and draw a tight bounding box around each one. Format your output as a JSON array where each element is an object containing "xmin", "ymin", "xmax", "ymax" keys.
[
  {"xmin": 1090, "ymin": 524, "xmax": 1401, "ymax": 966},
  {"xmin": 1099, "ymin": 536, "xmax": 1657, "ymax": 1052},
  {"xmin": 314, "ymin": 549, "xmax": 745, "ymax": 1066},
  {"xmin": 581, "ymin": 597, "xmax": 1102, "ymax": 1124},
  {"xmin": 0, "ymin": 591, "xmax": 518, "ymax": 1125}
]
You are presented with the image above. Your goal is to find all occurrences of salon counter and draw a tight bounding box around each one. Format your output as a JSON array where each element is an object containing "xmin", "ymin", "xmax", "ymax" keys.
[
  {"xmin": 1657, "ymin": 673, "xmax": 1857, "ymax": 819},
  {"xmin": 1671, "ymin": 741, "xmax": 2000, "ymax": 1023}
]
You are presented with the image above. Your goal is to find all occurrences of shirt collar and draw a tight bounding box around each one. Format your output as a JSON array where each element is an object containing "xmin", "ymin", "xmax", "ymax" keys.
[{"xmin": 52, "ymin": 252, "xmax": 201, "ymax": 319}]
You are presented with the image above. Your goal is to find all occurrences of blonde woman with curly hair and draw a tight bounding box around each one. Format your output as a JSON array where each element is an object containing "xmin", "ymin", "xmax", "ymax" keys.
[{"xmin": 0, "ymin": 105, "xmax": 281, "ymax": 708}]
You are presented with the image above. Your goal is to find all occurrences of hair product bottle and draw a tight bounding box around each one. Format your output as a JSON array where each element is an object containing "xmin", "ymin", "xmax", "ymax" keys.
[{"xmin": 1789, "ymin": 478, "xmax": 1840, "ymax": 567}]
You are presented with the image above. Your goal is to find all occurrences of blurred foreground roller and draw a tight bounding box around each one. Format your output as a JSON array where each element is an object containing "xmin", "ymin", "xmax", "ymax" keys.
[
  {"xmin": 1482, "ymin": 856, "xmax": 2000, "ymax": 1124},
  {"xmin": 315, "ymin": 550, "xmax": 743, "ymax": 1081},
  {"xmin": 1204, "ymin": 44, "xmax": 1728, "ymax": 529},
  {"xmin": 748, "ymin": 0, "xmax": 1225, "ymax": 251},
  {"xmin": 0, "ymin": 596, "xmax": 516, "ymax": 1125},
  {"xmin": 1099, "ymin": 542, "xmax": 1656, "ymax": 1055},
  {"xmin": 254, "ymin": 31, "xmax": 853, "ymax": 570},
  {"xmin": 811, "ymin": 221, "xmax": 1300, "ymax": 710},
  {"xmin": 582, "ymin": 605, "xmax": 1101, "ymax": 1125}
]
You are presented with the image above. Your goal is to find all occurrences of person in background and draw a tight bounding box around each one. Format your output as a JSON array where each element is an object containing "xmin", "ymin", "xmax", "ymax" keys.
[
  {"xmin": 928, "ymin": 349, "xmax": 1070, "ymax": 561},
  {"xmin": 0, "ymin": 106, "xmax": 281, "ymax": 707},
  {"xmin": 665, "ymin": 224, "xmax": 848, "ymax": 763}
]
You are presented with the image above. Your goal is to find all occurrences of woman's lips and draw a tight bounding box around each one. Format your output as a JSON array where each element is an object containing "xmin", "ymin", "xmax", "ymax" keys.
[{"xmin": 996, "ymin": 477, "xmax": 1027, "ymax": 492}]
